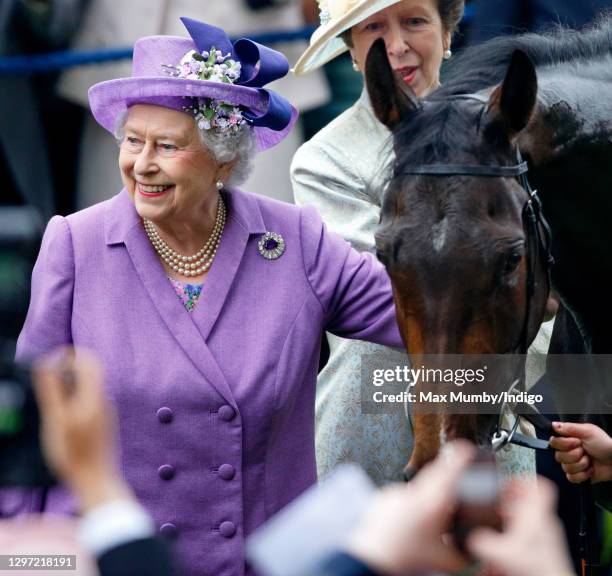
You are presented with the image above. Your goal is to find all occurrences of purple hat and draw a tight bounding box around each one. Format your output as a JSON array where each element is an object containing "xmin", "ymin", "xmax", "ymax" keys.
[{"xmin": 88, "ymin": 17, "xmax": 298, "ymax": 151}]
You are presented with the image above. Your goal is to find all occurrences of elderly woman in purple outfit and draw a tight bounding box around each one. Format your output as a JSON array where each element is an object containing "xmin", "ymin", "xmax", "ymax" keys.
[{"xmin": 8, "ymin": 17, "xmax": 403, "ymax": 576}]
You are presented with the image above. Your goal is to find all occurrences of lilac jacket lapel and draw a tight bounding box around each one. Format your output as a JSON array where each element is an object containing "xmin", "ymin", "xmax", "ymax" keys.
[
  {"xmin": 191, "ymin": 188, "xmax": 266, "ymax": 340},
  {"xmin": 103, "ymin": 189, "xmax": 265, "ymax": 407}
]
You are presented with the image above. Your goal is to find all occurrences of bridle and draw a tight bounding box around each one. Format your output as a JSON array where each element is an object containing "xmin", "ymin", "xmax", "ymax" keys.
[
  {"xmin": 400, "ymin": 94, "xmax": 595, "ymax": 576},
  {"xmin": 401, "ymin": 94, "xmax": 555, "ymax": 450}
]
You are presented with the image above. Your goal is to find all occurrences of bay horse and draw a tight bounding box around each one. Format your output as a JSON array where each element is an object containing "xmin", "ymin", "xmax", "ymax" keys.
[{"xmin": 364, "ymin": 17, "xmax": 612, "ymax": 473}]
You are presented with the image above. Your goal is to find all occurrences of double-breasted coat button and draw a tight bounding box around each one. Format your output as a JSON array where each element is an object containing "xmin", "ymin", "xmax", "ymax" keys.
[
  {"xmin": 159, "ymin": 523, "xmax": 177, "ymax": 538},
  {"xmin": 157, "ymin": 407, "xmax": 173, "ymax": 424},
  {"xmin": 158, "ymin": 464, "xmax": 175, "ymax": 480},
  {"xmin": 218, "ymin": 464, "xmax": 236, "ymax": 481},
  {"xmin": 218, "ymin": 405, "xmax": 236, "ymax": 421},
  {"xmin": 219, "ymin": 521, "xmax": 236, "ymax": 538}
]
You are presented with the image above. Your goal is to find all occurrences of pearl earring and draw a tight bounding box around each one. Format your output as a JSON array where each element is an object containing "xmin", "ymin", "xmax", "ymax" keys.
[
  {"xmin": 216, "ymin": 180, "xmax": 224, "ymax": 190},
  {"xmin": 352, "ymin": 60, "xmax": 359, "ymax": 72},
  {"xmin": 443, "ymin": 48, "xmax": 452, "ymax": 60}
]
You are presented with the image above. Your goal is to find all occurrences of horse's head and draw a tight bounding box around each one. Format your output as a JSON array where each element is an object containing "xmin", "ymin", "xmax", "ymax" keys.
[
  {"xmin": 366, "ymin": 40, "xmax": 552, "ymax": 468},
  {"xmin": 367, "ymin": 40, "xmax": 550, "ymax": 358}
]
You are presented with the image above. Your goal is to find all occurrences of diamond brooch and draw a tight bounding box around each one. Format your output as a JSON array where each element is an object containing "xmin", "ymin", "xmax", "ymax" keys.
[{"xmin": 258, "ymin": 231, "xmax": 285, "ymax": 260}]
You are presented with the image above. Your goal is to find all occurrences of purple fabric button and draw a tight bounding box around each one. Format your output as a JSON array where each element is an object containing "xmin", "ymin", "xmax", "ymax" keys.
[
  {"xmin": 158, "ymin": 464, "xmax": 175, "ymax": 481},
  {"xmin": 159, "ymin": 523, "xmax": 177, "ymax": 538},
  {"xmin": 157, "ymin": 407, "xmax": 173, "ymax": 424},
  {"xmin": 219, "ymin": 521, "xmax": 236, "ymax": 538},
  {"xmin": 218, "ymin": 405, "xmax": 236, "ymax": 422},
  {"xmin": 218, "ymin": 464, "xmax": 235, "ymax": 481}
]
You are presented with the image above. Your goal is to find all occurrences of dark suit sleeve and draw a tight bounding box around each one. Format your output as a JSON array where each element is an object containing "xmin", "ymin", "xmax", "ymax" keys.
[
  {"xmin": 317, "ymin": 552, "xmax": 380, "ymax": 576},
  {"xmin": 97, "ymin": 537, "xmax": 175, "ymax": 576}
]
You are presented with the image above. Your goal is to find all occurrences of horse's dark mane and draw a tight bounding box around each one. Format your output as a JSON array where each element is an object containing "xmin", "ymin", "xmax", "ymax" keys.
[
  {"xmin": 438, "ymin": 13, "xmax": 612, "ymax": 96},
  {"xmin": 390, "ymin": 14, "xmax": 612, "ymax": 177}
]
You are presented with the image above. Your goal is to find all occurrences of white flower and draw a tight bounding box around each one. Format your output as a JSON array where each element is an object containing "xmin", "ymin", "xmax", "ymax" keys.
[
  {"xmin": 227, "ymin": 61, "xmax": 242, "ymax": 81},
  {"xmin": 180, "ymin": 50, "xmax": 198, "ymax": 65}
]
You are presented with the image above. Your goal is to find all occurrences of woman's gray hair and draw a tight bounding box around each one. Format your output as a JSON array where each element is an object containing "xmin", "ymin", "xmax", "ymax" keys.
[
  {"xmin": 114, "ymin": 109, "xmax": 255, "ymax": 187},
  {"xmin": 197, "ymin": 125, "xmax": 254, "ymax": 187}
]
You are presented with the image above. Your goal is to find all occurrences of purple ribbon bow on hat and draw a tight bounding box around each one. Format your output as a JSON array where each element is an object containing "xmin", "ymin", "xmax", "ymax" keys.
[{"xmin": 181, "ymin": 17, "xmax": 292, "ymax": 132}]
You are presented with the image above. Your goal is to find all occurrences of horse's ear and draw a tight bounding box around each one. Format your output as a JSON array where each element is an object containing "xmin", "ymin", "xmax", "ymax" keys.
[
  {"xmin": 486, "ymin": 49, "xmax": 537, "ymax": 137},
  {"xmin": 365, "ymin": 38, "xmax": 419, "ymax": 130}
]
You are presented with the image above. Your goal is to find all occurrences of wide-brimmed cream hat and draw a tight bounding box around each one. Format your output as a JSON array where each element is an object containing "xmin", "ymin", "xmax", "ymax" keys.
[{"xmin": 293, "ymin": 0, "xmax": 404, "ymax": 75}]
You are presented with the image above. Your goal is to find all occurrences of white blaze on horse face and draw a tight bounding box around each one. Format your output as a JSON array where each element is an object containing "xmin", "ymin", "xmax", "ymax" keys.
[{"xmin": 432, "ymin": 217, "xmax": 448, "ymax": 252}]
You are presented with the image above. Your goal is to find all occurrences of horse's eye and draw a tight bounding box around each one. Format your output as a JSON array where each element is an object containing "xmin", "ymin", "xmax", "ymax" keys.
[{"xmin": 503, "ymin": 250, "xmax": 523, "ymax": 275}]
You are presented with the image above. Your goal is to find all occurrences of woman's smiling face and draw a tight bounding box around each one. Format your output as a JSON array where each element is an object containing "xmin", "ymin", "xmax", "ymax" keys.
[
  {"xmin": 118, "ymin": 104, "xmax": 220, "ymax": 225},
  {"xmin": 350, "ymin": 0, "xmax": 451, "ymax": 97}
]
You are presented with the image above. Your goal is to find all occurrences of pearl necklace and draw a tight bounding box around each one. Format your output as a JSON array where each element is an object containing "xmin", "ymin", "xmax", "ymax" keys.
[{"xmin": 143, "ymin": 197, "xmax": 226, "ymax": 278}]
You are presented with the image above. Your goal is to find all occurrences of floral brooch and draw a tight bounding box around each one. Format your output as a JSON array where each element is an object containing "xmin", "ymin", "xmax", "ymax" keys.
[{"xmin": 258, "ymin": 232, "xmax": 285, "ymax": 260}]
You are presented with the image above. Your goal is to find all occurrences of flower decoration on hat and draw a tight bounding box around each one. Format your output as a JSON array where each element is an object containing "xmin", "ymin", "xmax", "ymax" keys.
[
  {"xmin": 162, "ymin": 17, "xmax": 293, "ymax": 136},
  {"xmin": 318, "ymin": 0, "xmax": 332, "ymax": 26},
  {"xmin": 163, "ymin": 47, "xmax": 247, "ymax": 135},
  {"xmin": 87, "ymin": 17, "xmax": 298, "ymax": 151}
]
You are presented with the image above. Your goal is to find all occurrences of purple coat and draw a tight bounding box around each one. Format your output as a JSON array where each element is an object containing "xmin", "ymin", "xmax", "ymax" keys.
[{"xmin": 13, "ymin": 188, "xmax": 402, "ymax": 575}]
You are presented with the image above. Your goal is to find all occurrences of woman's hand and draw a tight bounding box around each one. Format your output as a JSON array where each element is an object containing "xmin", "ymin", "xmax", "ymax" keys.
[
  {"xmin": 345, "ymin": 441, "xmax": 474, "ymax": 575},
  {"xmin": 467, "ymin": 478, "xmax": 574, "ymax": 576},
  {"xmin": 549, "ymin": 421, "xmax": 612, "ymax": 484},
  {"xmin": 33, "ymin": 349, "xmax": 132, "ymax": 512}
]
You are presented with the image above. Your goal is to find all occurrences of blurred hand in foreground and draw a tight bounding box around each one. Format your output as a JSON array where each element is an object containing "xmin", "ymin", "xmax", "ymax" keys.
[
  {"xmin": 467, "ymin": 478, "xmax": 574, "ymax": 576},
  {"xmin": 34, "ymin": 349, "xmax": 132, "ymax": 512},
  {"xmin": 346, "ymin": 441, "xmax": 474, "ymax": 575}
]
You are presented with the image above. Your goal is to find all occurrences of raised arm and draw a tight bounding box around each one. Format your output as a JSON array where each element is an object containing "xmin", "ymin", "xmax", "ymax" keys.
[{"xmin": 300, "ymin": 205, "xmax": 402, "ymax": 349}]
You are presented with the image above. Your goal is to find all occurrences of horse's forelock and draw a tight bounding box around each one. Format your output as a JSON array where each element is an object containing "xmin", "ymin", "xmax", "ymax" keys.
[{"xmin": 392, "ymin": 99, "xmax": 484, "ymax": 177}]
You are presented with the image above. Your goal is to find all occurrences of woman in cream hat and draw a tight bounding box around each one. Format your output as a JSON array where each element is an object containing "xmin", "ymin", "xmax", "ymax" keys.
[{"xmin": 291, "ymin": 0, "xmax": 540, "ymax": 485}]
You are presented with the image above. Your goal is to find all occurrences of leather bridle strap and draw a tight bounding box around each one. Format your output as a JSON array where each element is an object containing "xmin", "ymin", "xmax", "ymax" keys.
[
  {"xmin": 403, "ymin": 161, "xmax": 529, "ymax": 178},
  {"xmin": 398, "ymin": 94, "xmax": 592, "ymax": 574},
  {"xmin": 398, "ymin": 93, "xmax": 555, "ymax": 449},
  {"xmin": 400, "ymin": 149, "xmax": 554, "ymax": 357},
  {"xmin": 400, "ymin": 144, "xmax": 556, "ymax": 446}
]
